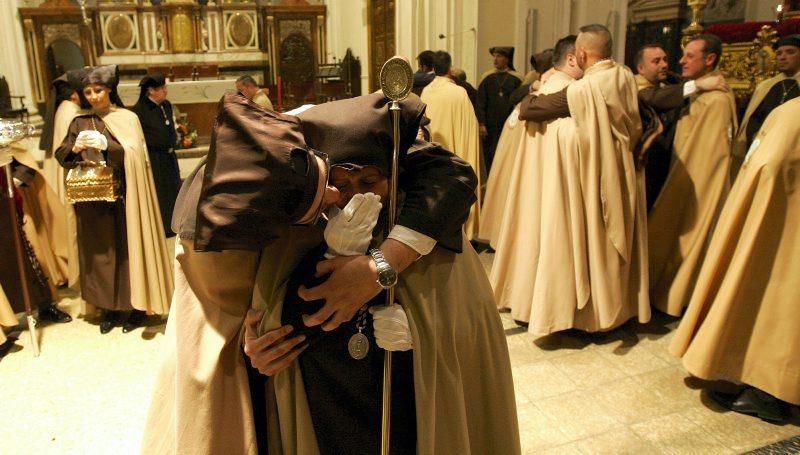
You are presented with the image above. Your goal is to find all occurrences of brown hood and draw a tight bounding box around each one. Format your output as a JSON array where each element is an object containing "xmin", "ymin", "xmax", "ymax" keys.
[{"xmin": 193, "ymin": 93, "xmax": 324, "ymax": 252}]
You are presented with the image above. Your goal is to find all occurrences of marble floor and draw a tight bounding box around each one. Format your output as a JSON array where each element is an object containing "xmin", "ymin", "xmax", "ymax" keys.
[{"xmin": 1, "ymin": 252, "xmax": 798, "ymax": 454}]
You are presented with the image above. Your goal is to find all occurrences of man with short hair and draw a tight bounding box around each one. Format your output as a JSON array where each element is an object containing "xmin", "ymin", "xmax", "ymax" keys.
[
  {"xmin": 412, "ymin": 50, "xmax": 436, "ymax": 96},
  {"xmin": 648, "ymin": 33, "xmax": 738, "ymax": 317},
  {"xmin": 733, "ymin": 34, "xmax": 800, "ymax": 179},
  {"xmin": 634, "ymin": 43, "xmax": 729, "ymax": 210},
  {"xmin": 421, "ymin": 50, "xmax": 482, "ymax": 240},
  {"xmin": 477, "ymin": 46, "xmax": 523, "ymax": 172},
  {"xmin": 450, "ymin": 67, "xmax": 478, "ymax": 116},
  {"xmin": 235, "ymin": 75, "xmax": 274, "ymax": 111},
  {"xmin": 514, "ymin": 25, "xmax": 651, "ymax": 333}
]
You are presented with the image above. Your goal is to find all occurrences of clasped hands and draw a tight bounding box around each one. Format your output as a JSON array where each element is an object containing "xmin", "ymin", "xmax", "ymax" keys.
[
  {"xmin": 244, "ymin": 192, "xmax": 413, "ymax": 376},
  {"xmin": 72, "ymin": 130, "xmax": 108, "ymax": 154}
]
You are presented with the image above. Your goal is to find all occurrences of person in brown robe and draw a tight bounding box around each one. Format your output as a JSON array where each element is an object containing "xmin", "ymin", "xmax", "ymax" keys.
[
  {"xmin": 670, "ymin": 97, "xmax": 800, "ymax": 424},
  {"xmin": 142, "ymin": 92, "xmax": 487, "ymax": 454},
  {"xmin": 56, "ymin": 65, "xmax": 172, "ymax": 334}
]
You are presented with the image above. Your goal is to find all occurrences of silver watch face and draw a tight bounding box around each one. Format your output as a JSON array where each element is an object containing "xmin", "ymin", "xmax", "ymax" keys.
[{"xmin": 377, "ymin": 266, "xmax": 398, "ymax": 288}]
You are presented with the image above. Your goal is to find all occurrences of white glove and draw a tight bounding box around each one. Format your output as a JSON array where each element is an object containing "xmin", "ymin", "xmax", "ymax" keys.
[
  {"xmin": 324, "ymin": 192, "xmax": 382, "ymax": 257},
  {"xmin": 369, "ymin": 303, "xmax": 413, "ymax": 351},
  {"xmin": 76, "ymin": 130, "xmax": 108, "ymax": 151}
]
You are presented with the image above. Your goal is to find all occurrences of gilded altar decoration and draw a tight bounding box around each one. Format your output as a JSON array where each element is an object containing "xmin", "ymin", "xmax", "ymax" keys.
[
  {"xmin": 170, "ymin": 9, "xmax": 195, "ymax": 53},
  {"xmin": 225, "ymin": 11, "xmax": 257, "ymax": 49},
  {"xmin": 103, "ymin": 12, "xmax": 139, "ymax": 51},
  {"xmin": 717, "ymin": 25, "xmax": 780, "ymax": 102}
]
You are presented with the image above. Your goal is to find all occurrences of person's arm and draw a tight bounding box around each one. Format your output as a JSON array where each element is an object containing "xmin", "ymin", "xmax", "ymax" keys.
[
  {"xmin": 509, "ymin": 83, "xmax": 531, "ymax": 107},
  {"xmin": 638, "ymin": 84, "xmax": 685, "ymax": 112},
  {"xmin": 54, "ymin": 118, "xmax": 82, "ymax": 169},
  {"xmin": 298, "ymin": 143, "xmax": 478, "ymax": 331},
  {"xmin": 518, "ymin": 87, "xmax": 570, "ymax": 122}
]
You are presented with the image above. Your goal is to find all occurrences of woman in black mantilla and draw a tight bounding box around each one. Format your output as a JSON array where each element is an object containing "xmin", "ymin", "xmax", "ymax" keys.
[{"xmin": 132, "ymin": 73, "xmax": 181, "ymax": 237}]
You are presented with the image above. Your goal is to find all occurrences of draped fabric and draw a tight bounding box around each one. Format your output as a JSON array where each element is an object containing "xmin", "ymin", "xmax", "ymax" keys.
[
  {"xmin": 421, "ymin": 76, "xmax": 483, "ymax": 239},
  {"xmin": 479, "ymin": 102, "xmax": 526, "ymax": 247},
  {"xmin": 648, "ymin": 72, "xmax": 738, "ymax": 316},
  {"xmin": 102, "ymin": 108, "xmax": 173, "ymax": 314},
  {"xmin": 670, "ymin": 98, "xmax": 800, "ymax": 405}
]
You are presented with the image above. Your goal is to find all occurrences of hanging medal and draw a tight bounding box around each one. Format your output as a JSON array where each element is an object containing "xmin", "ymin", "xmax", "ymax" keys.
[{"xmin": 348, "ymin": 305, "xmax": 370, "ymax": 360}]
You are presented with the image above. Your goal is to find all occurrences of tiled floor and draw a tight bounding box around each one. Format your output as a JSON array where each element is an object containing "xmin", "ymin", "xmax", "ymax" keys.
[{"xmin": 0, "ymin": 252, "xmax": 797, "ymax": 453}]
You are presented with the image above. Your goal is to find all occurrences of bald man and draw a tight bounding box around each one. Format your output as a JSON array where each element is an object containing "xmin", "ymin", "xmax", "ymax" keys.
[{"xmin": 514, "ymin": 24, "xmax": 650, "ymax": 334}]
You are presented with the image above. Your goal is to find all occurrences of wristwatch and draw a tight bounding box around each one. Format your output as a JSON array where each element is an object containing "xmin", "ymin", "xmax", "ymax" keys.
[{"xmin": 369, "ymin": 248, "xmax": 398, "ymax": 289}]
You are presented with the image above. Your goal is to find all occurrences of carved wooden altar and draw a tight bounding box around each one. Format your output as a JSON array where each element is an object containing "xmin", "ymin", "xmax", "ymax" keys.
[{"xmin": 19, "ymin": 0, "xmax": 329, "ymax": 111}]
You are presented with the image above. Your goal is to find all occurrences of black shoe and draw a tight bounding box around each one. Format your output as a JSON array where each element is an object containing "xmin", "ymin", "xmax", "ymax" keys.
[
  {"xmin": 122, "ymin": 310, "xmax": 146, "ymax": 333},
  {"xmin": 710, "ymin": 387, "xmax": 790, "ymax": 424},
  {"xmin": 0, "ymin": 338, "xmax": 16, "ymax": 359},
  {"xmin": 100, "ymin": 311, "xmax": 119, "ymax": 334},
  {"xmin": 38, "ymin": 303, "xmax": 72, "ymax": 323}
]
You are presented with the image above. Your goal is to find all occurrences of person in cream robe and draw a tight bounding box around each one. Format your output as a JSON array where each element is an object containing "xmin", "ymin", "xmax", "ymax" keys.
[
  {"xmin": 421, "ymin": 51, "xmax": 483, "ymax": 240},
  {"xmin": 648, "ymin": 35, "xmax": 738, "ymax": 317},
  {"xmin": 513, "ymin": 26, "xmax": 650, "ymax": 334},
  {"xmin": 670, "ymin": 97, "xmax": 800, "ymax": 424}
]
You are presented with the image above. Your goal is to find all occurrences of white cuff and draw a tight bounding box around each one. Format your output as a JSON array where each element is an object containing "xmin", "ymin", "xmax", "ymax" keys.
[
  {"xmin": 388, "ymin": 225, "xmax": 436, "ymax": 256},
  {"xmin": 683, "ymin": 80, "xmax": 697, "ymax": 97}
]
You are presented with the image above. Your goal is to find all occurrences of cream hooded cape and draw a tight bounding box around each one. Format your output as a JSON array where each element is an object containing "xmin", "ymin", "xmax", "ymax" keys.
[
  {"xmin": 421, "ymin": 76, "xmax": 483, "ymax": 239},
  {"xmin": 254, "ymin": 230, "xmax": 521, "ymax": 455},
  {"xmin": 47, "ymin": 100, "xmax": 84, "ymax": 288},
  {"xmin": 669, "ymin": 98, "xmax": 800, "ymax": 405},
  {"xmin": 490, "ymin": 70, "xmax": 583, "ymax": 326},
  {"xmin": 11, "ymin": 143, "xmax": 69, "ymax": 292},
  {"xmin": 141, "ymin": 238, "xmax": 261, "ymax": 454},
  {"xmin": 102, "ymin": 107, "xmax": 173, "ymax": 314},
  {"xmin": 494, "ymin": 61, "xmax": 649, "ymax": 334},
  {"xmin": 648, "ymin": 71, "xmax": 737, "ymax": 317},
  {"xmin": 478, "ymin": 101, "xmax": 526, "ymax": 247}
]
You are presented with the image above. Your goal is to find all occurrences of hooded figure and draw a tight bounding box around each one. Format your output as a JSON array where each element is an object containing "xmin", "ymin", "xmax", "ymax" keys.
[
  {"xmin": 252, "ymin": 92, "xmax": 521, "ymax": 455},
  {"xmin": 141, "ymin": 91, "xmax": 487, "ymax": 454},
  {"xmin": 55, "ymin": 64, "xmax": 172, "ymax": 333},
  {"xmin": 132, "ymin": 72, "xmax": 180, "ymax": 236},
  {"xmin": 40, "ymin": 68, "xmax": 87, "ymax": 288}
]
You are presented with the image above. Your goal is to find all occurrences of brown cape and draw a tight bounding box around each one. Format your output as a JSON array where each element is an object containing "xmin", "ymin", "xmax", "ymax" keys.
[
  {"xmin": 0, "ymin": 283, "xmax": 15, "ymax": 345},
  {"xmin": 648, "ymin": 72, "xmax": 738, "ymax": 316},
  {"xmin": 669, "ymin": 98, "xmax": 800, "ymax": 405}
]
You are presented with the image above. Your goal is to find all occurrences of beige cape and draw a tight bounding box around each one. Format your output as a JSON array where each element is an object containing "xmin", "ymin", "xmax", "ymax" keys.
[
  {"xmin": 255, "ymin": 232, "xmax": 521, "ymax": 454},
  {"xmin": 102, "ymin": 107, "xmax": 173, "ymax": 314},
  {"xmin": 497, "ymin": 60, "xmax": 649, "ymax": 334},
  {"xmin": 490, "ymin": 70, "xmax": 585, "ymax": 328},
  {"xmin": 11, "ymin": 143, "xmax": 69, "ymax": 291},
  {"xmin": 43, "ymin": 100, "xmax": 84, "ymax": 288},
  {"xmin": 478, "ymin": 101, "xmax": 526, "ymax": 246},
  {"xmin": 421, "ymin": 76, "xmax": 483, "ymax": 239},
  {"xmin": 648, "ymin": 72, "xmax": 738, "ymax": 316},
  {"xmin": 141, "ymin": 239, "xmax": 260, "ymax": 454},
  {"xmin": 733, "ymin": 71, "xmax": 800, "ymax": 161},
  {"xmin": 669, "ymin": 98, "xmax": 800, "ymax": 405}
]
